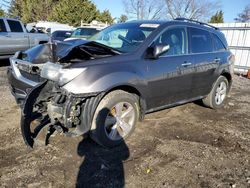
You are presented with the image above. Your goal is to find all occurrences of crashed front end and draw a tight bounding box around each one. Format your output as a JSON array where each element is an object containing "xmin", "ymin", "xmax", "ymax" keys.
[
  {"xmin": 21, "ymin": 78, "xmax": 103, "ymax": 148},
  {"xmin": 7, "ymin": 40, "xmax": 118, "ymax": 147}
]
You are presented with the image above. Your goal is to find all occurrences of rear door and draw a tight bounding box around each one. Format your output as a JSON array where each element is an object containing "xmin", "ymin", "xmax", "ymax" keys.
[
  {"xmin": 188, "ymin": 27, "xmax": 219, "ymax": 98},
  {"xmin": 0, "ymin": 18, "xmax": 11, "ymax": 56},
  {"xmin": 5, "ymin": 19, "xmax": 30, "ymax": 54},
  {"xmin": 146, "ymin": 26, "xmax": 194, "ymax": 109}
]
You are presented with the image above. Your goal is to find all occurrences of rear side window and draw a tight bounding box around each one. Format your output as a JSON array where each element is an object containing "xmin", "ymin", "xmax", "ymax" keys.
[
  {"xmin": 0, "ymin": 19, "xmax": 7, "ymax": 32},
  {"xmin": 190, "ymin": 28, "xmax": 213, "ymax": 53},
  {"xmin": 7, "ymin": 20, "xmax": 23, "ymax": 32},
  {"xmin": 213, "ymin": 33, "xmax": 226, "ymax": 51}
]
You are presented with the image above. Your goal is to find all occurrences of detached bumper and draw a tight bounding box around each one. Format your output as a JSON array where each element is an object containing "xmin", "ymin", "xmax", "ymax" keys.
[{"xmin": 7, "ymin": 57, "xmax": 40, "ymax": 105}]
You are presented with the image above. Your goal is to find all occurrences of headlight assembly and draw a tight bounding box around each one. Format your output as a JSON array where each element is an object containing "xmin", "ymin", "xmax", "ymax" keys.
[{"xmin": 41, "ymin": 62, "xmax": 86, "ymax": 86}]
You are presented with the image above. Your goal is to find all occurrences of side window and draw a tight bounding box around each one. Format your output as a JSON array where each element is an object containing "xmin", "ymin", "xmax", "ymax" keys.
[
  {"xmin": 156, "ymin": 27, "xmax": 187, "ymax": 56},
  {"xmin": 0, "ymin": 19, "xmax": 7, "ymax": 32},
  {"xmin": 7, "ymin": 20, "xmax": 23, "ymax": 32},
  {"xmin": 190, "ymin": 28, "xmax": 213, "ymax": 53},
  {"xmin": 213, "ymin": 33, "xmax": 226, "ymax": 51}
]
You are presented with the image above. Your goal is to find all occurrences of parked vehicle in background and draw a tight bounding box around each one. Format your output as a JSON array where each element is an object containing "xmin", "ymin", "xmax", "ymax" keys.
[
  {"xmin": 35, "ymin": 21, "xmax": 75, "ymax": 34},
  {"xmin": 0, "ymin": 17, "xmax": 50, "ymax": 59},
  {"xmin": 65, "ymin": 20, "xmax": 108, "ymax": 41},
  {"xmin": 7, "ymin": 19, "xmax": 234, "ymax": 148},
  {"xmin": 51, "ymin": 30, "xmax": 73, "ymax": 41}
]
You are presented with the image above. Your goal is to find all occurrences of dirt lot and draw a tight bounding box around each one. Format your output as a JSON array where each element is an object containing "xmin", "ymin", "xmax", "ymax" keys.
[{"xmin": 0, "ymin": 63, "xmax": 250, "ymax": 188}]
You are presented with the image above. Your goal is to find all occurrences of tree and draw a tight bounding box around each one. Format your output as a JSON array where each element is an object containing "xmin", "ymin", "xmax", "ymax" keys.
[
  {"xmin": 97, "ymin": 10, "xmax": 114, "ymax": 24},
  {"xmin": 235, "ymin": 4, "xmax": 250, "ymax": 22},
  {"xmin": 0, "ymin": 7, "xmax": 5, "ymax": 17},
  {"xmin": 165, "ymin": 0, "xmax": 220, "ymax": 21},
  {"xmin": 50, "ymin": 0, "xmax": 104, "ymax": 26},
  {"xmin": 118, "ymin": 14, "xmax": 128, "ymax": 23},
  {"xmin": 123, "ymin": 0, "xmax": 165, "ymax": 20},
  {"xmin": 8, "ymin": 0, "xmax": 22, "ymax": 18},
  {"xmin": 209, "ymin": 10, "xmax": 224, "ymax": 23},
  {"xmin": 8, "ymin": 0, "xmax": 58, "ymax": 23}
]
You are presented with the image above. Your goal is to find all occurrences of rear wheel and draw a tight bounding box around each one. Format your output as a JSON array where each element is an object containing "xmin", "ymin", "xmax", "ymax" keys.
[
  {"xmin": 202, "ymin": 76, "xmax": 229, "ymax": 109},
  {"xmin": 90, "ymin": 90, "xmax": 139, "ymax": 148}
]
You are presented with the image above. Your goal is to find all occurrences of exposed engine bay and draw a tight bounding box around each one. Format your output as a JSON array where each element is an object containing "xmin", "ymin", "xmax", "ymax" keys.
[{"xmin": 21, "ymin": 80, "xmax": 104, "ymax": 148}]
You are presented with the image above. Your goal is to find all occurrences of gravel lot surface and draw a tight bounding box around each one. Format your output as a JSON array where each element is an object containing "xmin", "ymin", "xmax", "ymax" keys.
[{"xmin": 0, "ymin": 62, "xmax": 250, "ymax": 188}]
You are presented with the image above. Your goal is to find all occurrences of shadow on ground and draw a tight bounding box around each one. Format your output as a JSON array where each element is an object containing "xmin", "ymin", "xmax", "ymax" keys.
[
  {"xmin": 76, "ymin": 138, "xmax": 129, "ymax": 188},
  {"xmin": 0, "ymin": 59, "xmax": 10, "ymax": 67}
]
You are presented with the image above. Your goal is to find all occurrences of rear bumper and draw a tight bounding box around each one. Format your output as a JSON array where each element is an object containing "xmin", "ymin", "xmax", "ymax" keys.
[{"xmin": 7, "ymin": 57, "xmax": 40, "ymax": 105}]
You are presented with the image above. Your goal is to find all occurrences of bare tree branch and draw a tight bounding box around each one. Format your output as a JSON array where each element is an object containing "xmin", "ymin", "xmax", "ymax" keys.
[
  {"xmin": 123, "ymin": 0, "xmax": 165, "ymax": 20},
  {"xmin": 165, "ymin": 0, "xmax": 221, "ymax": 21}
]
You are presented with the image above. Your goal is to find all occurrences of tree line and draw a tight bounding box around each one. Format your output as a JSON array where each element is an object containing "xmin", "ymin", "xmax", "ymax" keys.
[
  {"xmin": 0, "ymin": 0, "xmax": 250, "ymax": 25},
  {"xmin": 1, "ymin": 0, "xmax": 113, "ymax": 26}
]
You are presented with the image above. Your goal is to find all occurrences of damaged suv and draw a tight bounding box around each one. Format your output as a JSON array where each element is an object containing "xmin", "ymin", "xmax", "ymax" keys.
[{"xmin": 7, "ymin": 19, "xmax": 234, "ymax": 148}]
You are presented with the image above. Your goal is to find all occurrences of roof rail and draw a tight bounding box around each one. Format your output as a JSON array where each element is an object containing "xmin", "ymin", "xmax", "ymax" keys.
[{"xmin": 174, "ymin": 17, "xmax": 219, "ymax": 30}]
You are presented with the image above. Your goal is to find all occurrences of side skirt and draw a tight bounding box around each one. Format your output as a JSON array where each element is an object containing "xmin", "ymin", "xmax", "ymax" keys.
[{"xmin": 145, "ymin": 95, "xmax": 206, "ymax": 114}]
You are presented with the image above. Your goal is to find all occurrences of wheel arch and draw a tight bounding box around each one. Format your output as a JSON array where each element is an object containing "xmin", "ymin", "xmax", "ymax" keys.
[
  {"xmin": 105, "ymin": 84, "xmax": 147, "ymax": 121},
  {"xmin": 221, "ymin": 71, "xmax": 233, "ymax": 89}
]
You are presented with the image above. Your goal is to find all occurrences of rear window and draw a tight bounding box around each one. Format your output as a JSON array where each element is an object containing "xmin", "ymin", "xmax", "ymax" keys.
[
  {"xmin": 7, "ymin": 20, "xmax": 23, "ymax": 32},
  {"xmin": 212, "ymin": 33, "xmax": 226, "ymax": 51},
  {"xmin": 190, "ymin": 27, "xmax": 213, "ymax": 53},
  {"xmin": 0, "ymin": 19, "xmax": 6, "ymax": 32},
  {"xmin": 54, "ymin": 31, "xmax": 67, "ymax": 37},
  {"xmin": 72, "ymin": 28, "xmax": 99, "ymax": 37}
]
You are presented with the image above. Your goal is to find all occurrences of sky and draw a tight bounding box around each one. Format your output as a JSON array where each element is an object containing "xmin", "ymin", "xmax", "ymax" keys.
[
  {"xmin": 92, "ymin": 0, "xmax": 250, "ymax": 22},
  {"xmin": 0, "ymin": 0, "xmax": 249, "ymax": 22}
]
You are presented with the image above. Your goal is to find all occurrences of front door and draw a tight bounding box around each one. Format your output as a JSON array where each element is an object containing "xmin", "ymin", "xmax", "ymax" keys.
[{"xmin": 145, "ymin": 26, "xmax": 194, "ymax": 109}]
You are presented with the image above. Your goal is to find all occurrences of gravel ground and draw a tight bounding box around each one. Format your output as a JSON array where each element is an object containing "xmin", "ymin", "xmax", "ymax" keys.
[{"xmin": 0, "ymin": 63, "xmax": 250, "ymax": 188}]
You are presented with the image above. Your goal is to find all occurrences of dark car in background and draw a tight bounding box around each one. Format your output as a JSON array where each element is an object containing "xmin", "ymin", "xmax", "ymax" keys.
[
  {"xmin": 7, "ymin": 18, "xmax": 234, "ymax": 148},
  {"xmin": 51, "ymin": 30, "xmax": 73, "ymax": 41},
  {"xmin": 64, "ymin": 27, "xmax": 101, "ymax": 41}
]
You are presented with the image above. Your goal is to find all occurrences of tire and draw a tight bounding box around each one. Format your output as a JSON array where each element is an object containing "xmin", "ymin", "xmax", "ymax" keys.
[
  {"xmin": 202, "ymin": 76, "xmax": 229, "ymax": 109},
  {"xmin": 90, "ymin": 90, "xmax": 139, "ymax": 148}
]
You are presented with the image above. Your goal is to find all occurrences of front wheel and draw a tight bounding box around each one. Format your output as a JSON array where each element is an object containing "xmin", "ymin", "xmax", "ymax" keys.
[
  {"xmin": 90, "ymin": 90, "xmax": 140, "ymax": 148},
  {"xmin": 202, "ymin": 76, "xmax": 229, "ymax": 109}
]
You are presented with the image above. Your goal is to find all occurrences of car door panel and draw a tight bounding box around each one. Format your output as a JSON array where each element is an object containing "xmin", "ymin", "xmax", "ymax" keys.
[{"xmin": 145, "ymin": 55, "xmax": 194, "ymax": 109}]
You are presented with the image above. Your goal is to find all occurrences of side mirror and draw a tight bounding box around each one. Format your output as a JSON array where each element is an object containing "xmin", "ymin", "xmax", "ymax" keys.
[{"xmin": 146, "ymin": 44, "xmax": 170, "ymax": 59}]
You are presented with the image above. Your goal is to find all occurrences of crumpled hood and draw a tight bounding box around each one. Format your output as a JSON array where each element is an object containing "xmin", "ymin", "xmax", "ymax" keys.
[{"xmin": 20, "ymin": 39, "xmax": 89, "ymax": 64}]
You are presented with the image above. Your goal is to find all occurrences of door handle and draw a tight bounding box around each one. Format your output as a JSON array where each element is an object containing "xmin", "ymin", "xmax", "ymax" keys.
[
  {"xmin": 5, "ymin": 35, "xmax": 11, "ymax": 38},
  {"xmin": 181, "ymin": 62, "xmax": 192, "ymax": 67},
  {"xmin": 214, "ymin": 58, "xmax": 221, "ymax": 62}
]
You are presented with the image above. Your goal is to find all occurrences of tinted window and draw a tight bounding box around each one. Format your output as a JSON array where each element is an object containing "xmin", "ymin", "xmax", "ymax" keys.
[
  {"xmin": 0, "ymin": 19, "xmax": 7, "ymax": 32},
  {"xmin": 213, "ymin": 33, "xmax": 226, "ymax": 51},
  {"xmin": 155, "ymin": 27, "xmax": 187, "ymax": 56},
  {"xmin": 7, "ymin": 20, "xmax": 23, "ymax": 32},
  {"xmin": 53, "ymin": 31, "xmax": 67, "ymax": 37},
  {"xmin": 190, "ymin": 28, "xmax": 213, "ymax": 53}
]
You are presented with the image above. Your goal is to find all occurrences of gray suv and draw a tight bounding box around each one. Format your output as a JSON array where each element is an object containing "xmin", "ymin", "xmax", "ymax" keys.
[{"xmin": 7, "ymin": 18, "xmax": 235, "ymax": 148}]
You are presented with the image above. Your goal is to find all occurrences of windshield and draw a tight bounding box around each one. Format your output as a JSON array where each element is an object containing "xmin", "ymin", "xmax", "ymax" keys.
[
  {"xmin": 71, "ymin": 28, "xmax": 99, "ymax": 38},
  {"xmin": 89, "ymin": 23, "xmax": 159, "ymax": 53}
]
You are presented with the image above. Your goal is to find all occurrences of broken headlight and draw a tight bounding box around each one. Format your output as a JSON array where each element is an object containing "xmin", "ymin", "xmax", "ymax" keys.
[{"xmin": 41, "ymin": 62, "xmax": 86, "ymax": 86}]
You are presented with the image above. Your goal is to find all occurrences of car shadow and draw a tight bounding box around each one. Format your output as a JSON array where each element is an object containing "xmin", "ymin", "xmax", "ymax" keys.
[
  {"xmin": 76, "ymin": 107, "xmax": 130, "ymax": 188},
  {"xmin": 76, "ymin": 138, "xmax": 129, "ymax": 188}
]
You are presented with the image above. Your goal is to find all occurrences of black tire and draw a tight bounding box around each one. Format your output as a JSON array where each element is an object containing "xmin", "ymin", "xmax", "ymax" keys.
[
  {"xmin": 90, "ymin": 90, "xmax": 140, "ymax": 148},
  {"xmin": 202, "ymin": 76, "xmax": 229, "ymax": 109}
]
